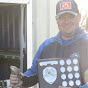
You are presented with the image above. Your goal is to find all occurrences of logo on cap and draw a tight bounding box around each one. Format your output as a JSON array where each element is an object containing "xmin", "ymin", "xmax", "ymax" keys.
[{"xmin": 60, "ymin": 2, "xmax": 71, "ymax": 10}]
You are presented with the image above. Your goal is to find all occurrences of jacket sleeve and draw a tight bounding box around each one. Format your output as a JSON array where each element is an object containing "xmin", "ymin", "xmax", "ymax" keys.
[
  {"xmin": 22, "ymin": 75, "xmax": 38, "ymax": 87},
  {"xmin": 23, "ymin": 44, "xmax": 44, "ymax": 76},
  {"xmin": 22, "ymin": 43, "xmax": 45, "ymax": 87},
  {"xmin": 23, "ymin": 38, "xmax": 52, "ymax": 76},
  {"xmin": 21, "ymin": 49, "xmax": 41, "ymax": 87}
]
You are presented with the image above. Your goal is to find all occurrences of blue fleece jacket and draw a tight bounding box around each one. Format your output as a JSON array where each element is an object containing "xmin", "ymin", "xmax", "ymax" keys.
[{"xmin": 24, "ymin": 27, "xmax": 88, "ymax": 88}]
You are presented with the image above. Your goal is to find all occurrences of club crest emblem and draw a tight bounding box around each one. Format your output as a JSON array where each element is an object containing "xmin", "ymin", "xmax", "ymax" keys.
[{"xmin": 43, "ymin": 66, "xmax": 57, "ymax": 84}]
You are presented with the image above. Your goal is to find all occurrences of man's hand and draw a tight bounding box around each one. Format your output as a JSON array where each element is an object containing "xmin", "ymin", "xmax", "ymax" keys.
[
  {"xmin": 10, "ymin": 72, "xmax": 24, "ymax": 87},
  {"xmin": 10, "ymin": 66, "xmax": 24, "ymax": 87},
  {"xmin": 58, "ymin": 86, "xmax": 71, "ymax": 88},
  {"xmin": 10, "ymin": 74, "xmax": 19, "ymax": 86}
]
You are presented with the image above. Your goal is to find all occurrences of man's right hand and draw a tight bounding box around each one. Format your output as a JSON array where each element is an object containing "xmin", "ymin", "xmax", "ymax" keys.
[
  {"xmin": 10, "ymin": 74, "xmax": 19, "ymax": 86},
  {"xmin": 10, "ymin": 72, "xmax": 24, "ymax": 87}
]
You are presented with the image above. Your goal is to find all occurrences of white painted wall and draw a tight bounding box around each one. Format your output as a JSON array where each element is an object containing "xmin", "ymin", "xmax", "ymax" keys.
[{"xmin": 32, "ymin": 0, "xmax": 59, "ymax": 57}]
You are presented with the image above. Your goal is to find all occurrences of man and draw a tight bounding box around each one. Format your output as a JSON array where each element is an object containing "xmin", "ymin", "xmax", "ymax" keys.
[{"xmin": 10, "ymin": 0, "xmax": 88, "ymax": 87}]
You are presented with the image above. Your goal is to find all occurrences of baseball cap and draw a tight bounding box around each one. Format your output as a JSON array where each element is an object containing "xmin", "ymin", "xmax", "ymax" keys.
[{"xmin": 56, "ymin": 0, "xmax": 79, "ymax": 18}]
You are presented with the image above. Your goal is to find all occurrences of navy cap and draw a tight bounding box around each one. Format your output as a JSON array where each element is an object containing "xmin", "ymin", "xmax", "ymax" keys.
[{"xmin": 56, "ymin": 0, "xmax": 79, "ymax": 18}]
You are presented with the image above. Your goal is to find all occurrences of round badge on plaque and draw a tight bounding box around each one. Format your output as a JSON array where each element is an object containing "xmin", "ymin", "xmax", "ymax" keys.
[
  {"xmin": 66, "ymin": 59, "xmax": 71, "ymax": 65},
  {"xmin": 67, "ymin": 66, "xmax": 72, "ymax": 72},
  {"xmin": 62, "ymin": 81, "xmax": 67, "ymax": 87},
  {"xmin": 75, "ymin": 80, "xmax": 81, "ymax": 86},
  {"xmin": 68, "ymin": 73, "xmax": 73, "ymax": 79},
  {"xmin": 60, "ymin": 67, "xmax": 65, "ymax": 73},
  {"xmin": 69, "ymin": 80, "xmax": 74, "ymax": 86},
  {"xmin": 75, "ymin": 73, "xmax": 80, "ymax": 79},
  {"xmin": 73, "ymin": 59, "xmax": 78, "ymax": 64},
  {"xmin": 61, "ymin": 74, "xmax": 66, "ymax": 80},
  {"xmin": 74, "ymin": 66, "xmax": 79, "ymax": 71},
  {"xmin": 59, "ymin": 60, "xmax": 65, "ymax": 66},
  {"xmin": 43, "ymin": 66, "xmax": 57, "ymax": 84}
]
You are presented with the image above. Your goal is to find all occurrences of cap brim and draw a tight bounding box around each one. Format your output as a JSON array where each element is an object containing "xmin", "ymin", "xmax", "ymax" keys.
[{"xmin": 56, "ymin": 11, "xmax": 77, "ymax": 18}]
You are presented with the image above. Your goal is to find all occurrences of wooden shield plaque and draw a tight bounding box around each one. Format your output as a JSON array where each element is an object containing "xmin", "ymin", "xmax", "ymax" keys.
[{"xmin": 37, "ymin": 58, "xmax": 82, "ymax": 88}]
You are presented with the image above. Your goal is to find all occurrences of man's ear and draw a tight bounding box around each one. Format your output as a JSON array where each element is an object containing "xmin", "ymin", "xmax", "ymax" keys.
[{"xmin": 78, "ymin": 13, "xmax": 81, "ymax": 22}]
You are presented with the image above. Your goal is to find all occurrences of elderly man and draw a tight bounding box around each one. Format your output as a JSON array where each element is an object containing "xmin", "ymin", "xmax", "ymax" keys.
[{"xmin": 10, "ymin": 0, "xmax": 88, "ymax": 88}]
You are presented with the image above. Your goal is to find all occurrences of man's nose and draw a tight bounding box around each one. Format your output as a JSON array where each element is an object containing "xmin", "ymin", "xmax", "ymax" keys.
[{"xmin": 64, "ymin": 18, "xmax": 70, "ymax": 24}]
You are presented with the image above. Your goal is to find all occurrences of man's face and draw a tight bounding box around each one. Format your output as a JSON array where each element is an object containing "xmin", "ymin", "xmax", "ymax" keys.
[{"xmin": 56, "ymin": 13, "xmax": 79, "ymax": 40}]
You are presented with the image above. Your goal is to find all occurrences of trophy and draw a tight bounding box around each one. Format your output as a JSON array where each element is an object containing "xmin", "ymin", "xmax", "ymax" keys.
[{"xmin": 37, "ymin": 58, "xmax": 82, "ymax": 88}]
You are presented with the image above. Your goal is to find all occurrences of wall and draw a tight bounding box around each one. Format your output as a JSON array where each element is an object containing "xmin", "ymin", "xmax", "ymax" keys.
[{"xmin": 32, "ymin": 0, "xmax": 58, "ymax": 56}]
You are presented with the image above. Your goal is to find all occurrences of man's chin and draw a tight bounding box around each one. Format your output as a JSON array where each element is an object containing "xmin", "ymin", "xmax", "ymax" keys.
[{"xmin": 63, "ymin": 33, "xmax": 75, "ymax": 39}]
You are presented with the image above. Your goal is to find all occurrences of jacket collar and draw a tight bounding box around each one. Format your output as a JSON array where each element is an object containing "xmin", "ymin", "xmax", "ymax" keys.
[{"xmin": 55, "ymin": 27, "xmax": 85, "ymax": 45}]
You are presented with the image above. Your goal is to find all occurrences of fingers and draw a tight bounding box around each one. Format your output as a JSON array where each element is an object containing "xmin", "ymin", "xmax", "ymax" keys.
[
  {"xmin": 10, "ymin": 74, "xmax": 18, "ymax": 84},
  {"xmin": 20, "ymin": 72, "xmax": 24, "ymax": 77}
]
